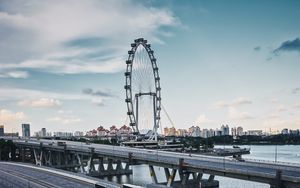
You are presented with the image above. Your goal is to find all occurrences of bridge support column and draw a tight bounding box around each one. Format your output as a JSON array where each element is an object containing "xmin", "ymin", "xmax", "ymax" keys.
[
  {"xmin": 208, "ymin": 174, "xmax": 215, "ymax": 182},
  {"xmin": 149, "ymin": 165, "xmax": 158, "ymax": 184},
  {"xmin": 76, "ymin": 153, "xmax": 86, "ymax": 173},
  {"xmin": 20, "ymin": 146, "xmax": 25, "ymax": 162},
  {"xmin": 44, "ymin": 151, "xmax": 52, "ymax": 166},
  {"xmin": 164, "ymin": 168, "xmax": 170, "ymax": 180},
  {"xmin": 86, "ymin": 156, "xmax": 95, "ymax": 174},
  {"xmin": 98, "ymin": 157, "xmax": 105, "ymax": 172},
  {"xmin": 181, "ymin": 172, "xmax": 190, "ymax": 185},
  {"xmin": 166, "ymin": 169, "xmax": 177, "ymax": 187},
  {"xmin": 270, "ymin": 170, "xmax": 283, "ymax": 188},
  {"xmin": 193, "ymin": 172, "xmax": 203, "ymax": 184},
  {"xmin": 33, "ymin": 149, "xmax": 43, "ymax": 166}
]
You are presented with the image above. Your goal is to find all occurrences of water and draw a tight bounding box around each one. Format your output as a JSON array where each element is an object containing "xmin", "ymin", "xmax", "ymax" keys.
[{"xmin": 102, "ymin": 145, "xmax": 300, "ymax": 187}]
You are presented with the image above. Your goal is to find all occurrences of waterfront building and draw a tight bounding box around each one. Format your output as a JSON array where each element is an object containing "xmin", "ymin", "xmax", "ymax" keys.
[
  {"xmin": 97, "ymin": 126, "xmax": 108, "ymax": 136},
  {"xmin": 164, "ymin": 127, "xmax": 169, "ymax": 136},
  {"xmin": 168, "ymin": 126, "xmax": 176, "ymax": 136},
  {"xmin": 221, "ymin": 124, "xmax": 230, "ymax": 135},
  {"xmin": 53, "ymin": 132, "xmax": 73, "ymax": 137},
  {"xmin": 237, "ymin": 126, "xmax": 244, "ymax": 136},
  {"xmin": 119, "ymin": 125, "xmax": 132, "ymax": 135},
  {"xmin": 231, "ymin": 127, "xmax": 237, "ymax": 136},
  {"xmin": 188, "ymin": 126, "xmax": 201, "ymax": 137},
  {"xmin": 289, "ymin": 129, "xmax": 300, "ymax": 135},
  {"xmin": 74, "ymin": 131, "xmax": 84, "ymax": 137},
  {"xmin": 176, "ymin": 129, "xmax": 187, "ymax": 137},
  {"xmin": 4, "ymin": 132, "xmax": 19, "ymax": 137},
  {"xmin": 41, "ymin": 128, "xmax": 46, "ymax": 137},
  {"xmin": 213, "ymin": 129, "xmax": 222, "ymax": 136},
  {"xmin": 22, "ymin": 123, "xmax": 30, "ymax": 138},
  {"xmin": 281, "ymin": 128, "xmax": 289, "ymax": 135},
  {"xmin": 0, "ymin": 125, "xmax": 4, "ymax": 136},
  {"xmin": 247, "ymin": 130, "xmax": 263, "ymax": 136}
]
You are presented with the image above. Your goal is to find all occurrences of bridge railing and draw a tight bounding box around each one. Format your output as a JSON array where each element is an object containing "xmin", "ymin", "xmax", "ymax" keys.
[{"xmin": 244, "ymin": 158, "xmax": 300, "ymax": 168}]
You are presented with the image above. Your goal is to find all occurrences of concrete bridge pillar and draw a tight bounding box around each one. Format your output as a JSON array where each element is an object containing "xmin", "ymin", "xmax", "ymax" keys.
[
  {"xmin": 44, "ymin": 151, "xmax": 52, "ymax": 166},
  {"xmin": 149, "ymin": 165, "xmax": 158, "ymax": 184},
  {"xmin": 208, "ymin": 174, "xmax": 215, "ymax": 182},
  {"xmin": 76, "ymin": 153, "xmax": 86, "ymax": 173},
  {"xmin": 33, "ymin": 149, "xmax": 43, "ymax": 166},
  {"xmin": 270, "ymin": 170, "xmax": 283, "ymax": 188},
  {"xmin": 166, "ymin": 169, "xmax": 177, "ymax": 187}
]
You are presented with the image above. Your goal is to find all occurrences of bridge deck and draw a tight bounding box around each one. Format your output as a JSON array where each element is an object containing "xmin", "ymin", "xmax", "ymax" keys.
[
  {"xmin": 0, "ymin": 161, "xmax": 120, "ymax": 188},
  {"xmin": 4, "ymin": 138, "xmax": 300, "ymax": 187}
]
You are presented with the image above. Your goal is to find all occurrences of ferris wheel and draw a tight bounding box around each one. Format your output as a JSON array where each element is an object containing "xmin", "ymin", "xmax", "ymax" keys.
[{"xmin": 124, "ymin": 38, "xmax": 161, "ymax": 141}]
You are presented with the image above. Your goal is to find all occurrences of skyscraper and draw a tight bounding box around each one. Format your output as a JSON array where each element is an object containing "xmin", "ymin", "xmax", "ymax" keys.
[
  {"xmin": 41, "ymin": 128, "xmax": 46, "ymax": 137},
  {"xmin": 0, "ymin": 125, "xmax": 4, "ymax": 136},
  {"xmin": 22, "ymin": 124, "xmax": 30, "ymax": 138}
]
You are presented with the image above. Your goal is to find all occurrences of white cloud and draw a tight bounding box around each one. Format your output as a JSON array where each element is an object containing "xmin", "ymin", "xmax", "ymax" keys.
[
  {"xmin": 276, "ymin": 105, "xmax": 287, "ymax": 112},
  {"xmin": 0, "ymin": 71, "xmax": 29, "ymax": 78},
  {"xmin": 47, "ymin": 116, "xmax": 81, "ymax": 125},
  {"xmin": 0, "ymin": 87, "xmax": 84, "ymax": 101},
  {"xmin": 196, "ymin": 114, "xmax": 212, "ymax": 124},
  {"xmin": 0, "ymin": 0, "xmax": 179, "ymax": 76},
  {"xmin": 214, "ymin": 97, "xmax": 252, "ymax": 108},
  {"xmin": 0, "ymin": 109, "xmax": 26, "ymax": 123},
  {"xmin": 294, "ymin": 103, "xmax": 300, "ymax": 108},
  {"xmin": 263, "ymin": 117, "xmax": 300, "ymax": 130},
  {"xmin": 270, "ymin": 97, "xmax": 279, "ymax": 103},
  {"xmin": 18, "ymin": 98, "xmax": 61, "ymax": 108},
  {"xmin": 214, "ymin": 101, "xmax": 229, "ymax": 108},
  {"xmin": 228, "ymin": 107, "xmax": 253, "ymax": 120},
  {"xmin": 232, "ymin": 97, "xmax": 252, "ymax": 105}
]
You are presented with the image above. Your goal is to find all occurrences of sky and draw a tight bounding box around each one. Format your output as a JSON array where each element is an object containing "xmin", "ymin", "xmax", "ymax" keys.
[{"xmin": 0, "ymin": 0, "xmax": 299, "ymax": 134}]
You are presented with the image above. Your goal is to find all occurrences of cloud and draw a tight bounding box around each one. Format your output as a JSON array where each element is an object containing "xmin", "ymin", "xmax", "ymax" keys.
[
  {"xmin": 228, "ymin": 107, "xmax": 253, "ymax": 120},
  {"xmin": 0, "ymin": 0, "xmax": 179, "ymax": 76},
  {"xmin": 232, "ymin": 97, "xmax": 252, "ymax": 105},
  {"xmin": 276, "ymin": 105, "xmax": 287, "ymax": 112},
  {"xmin": 294, "ymin": 103, "xmax": 300, "ymax": 108},
  {"xmin": 18, "ymin": 98, "xmax": 61, "ymax": 108},
  {"xmin": 0, "ymin": 87, "xmax": 85, "ymax": 101},
  {"xmin": 270, "ymin": 97, "xmax": 278, "ymax": 103},
  {"xmin": 82, "ymin": 88, "xmax": 115, "ymax": 98},
  {"xmin": 214, "ymin": 97, "xmax": 252, "ymax": 108},
  {"xmin": 263, "ymin": 117, "xmax": 300, "ymax": 130},
  {"xmin": 91, "ymin": 99, "xmax": 105, "ymax": 107},
  {"xmin": 273, "ymin": 38, "xmax": 300, "ymax": 54},
  {"xmin": 0, "ymin": 71, "xmax": 29, "ymax": 78},
  {"xmin": 0, "ymin": 109, "xmax": 26, "ymax": 123},
  {"xmin": 267, "ymin": 112, "xmax": 279, "ymax": 119},
  {"xmin": 47, "ymin": 116, "xmax": 81, "ymax": 125},
  {"xmin": 254, "ymin": 46, "xmax": 261, "ymax": 51},
  {"xmin": 292, "ymin": 88, "xmax": 300, "ymax": 94},
  {"xmin": 196, "ymin": 114, "xmax": 212, "ymax": 124},
  {"xmin": 82, "ymin": 88, "xmax": 116, "ymax": 106}
]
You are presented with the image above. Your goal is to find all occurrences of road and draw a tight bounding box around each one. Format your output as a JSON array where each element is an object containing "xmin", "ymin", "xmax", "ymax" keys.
[{"xmin": 0, "ymin": 161, "xmax": 119, "ymax": 188}]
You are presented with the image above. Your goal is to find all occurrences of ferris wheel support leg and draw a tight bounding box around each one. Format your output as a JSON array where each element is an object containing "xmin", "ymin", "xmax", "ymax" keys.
[
  {"xmin": 153, "ymin": 95, "xmax": 157, "ymax": 142},
  {"xmin": 135, "ymin": 95, "xmax": 139, "ymax": 131}
]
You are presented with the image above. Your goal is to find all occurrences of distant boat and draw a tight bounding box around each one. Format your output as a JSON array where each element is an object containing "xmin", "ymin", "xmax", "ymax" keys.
[{"xmin": 233, "ymin": 145, "xmax": 240, "ymax": 148}]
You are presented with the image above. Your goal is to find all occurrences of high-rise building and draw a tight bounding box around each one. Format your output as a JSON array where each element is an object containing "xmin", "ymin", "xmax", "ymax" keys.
[
  {"xmin": 0, "ymin": 125, "xmax": 4, "ymax": 136},
  {"xmin": 221, "ymin": 125, "xmax": 230, "ymax": 135},
  {"xmin": 41, "ymin": 128, "xmax": 46, "ymax": 137},
  {"xmin": 22, "ymin": 124, "xmax": 30, "ymax": 138}
]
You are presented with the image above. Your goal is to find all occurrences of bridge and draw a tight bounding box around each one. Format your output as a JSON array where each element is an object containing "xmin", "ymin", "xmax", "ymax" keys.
[
  {"xmin": 0, "ymin": 161, "xmax": 139, "ymax": 188},
  {"xmin": 1, "ymin": 137, "xmax": 300, "ymax": 188}
]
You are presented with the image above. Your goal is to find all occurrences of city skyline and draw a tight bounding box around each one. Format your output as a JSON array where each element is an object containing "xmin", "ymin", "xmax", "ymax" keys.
[{"xmin": 0, "ymin": 0, "xmax": 300, "ymax": 134}]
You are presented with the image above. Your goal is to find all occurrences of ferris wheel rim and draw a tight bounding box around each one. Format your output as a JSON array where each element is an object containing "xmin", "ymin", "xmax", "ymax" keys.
[{"xmin": 124, "ymin": 38, "xmax": 161, "ymax": 134}]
